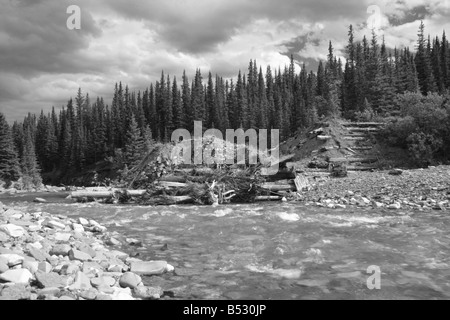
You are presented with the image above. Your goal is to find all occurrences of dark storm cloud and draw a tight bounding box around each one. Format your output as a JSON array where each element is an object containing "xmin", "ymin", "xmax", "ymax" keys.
[
  {"xmin": 0, "ymin": 0, "xmax": 102, "ymax": 77},
  {"xmin": 386, "ymin": 4, "xmax": 429, "ymax": 26},
  {"xmin": 104, "ymin": 0, "xmax": 367, "ymax": 54}
]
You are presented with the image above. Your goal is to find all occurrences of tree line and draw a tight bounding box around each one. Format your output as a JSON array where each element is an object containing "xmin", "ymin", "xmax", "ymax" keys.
[{"xmin": 1, "ymin": 21, "xmax": 450, "ymax": 186}]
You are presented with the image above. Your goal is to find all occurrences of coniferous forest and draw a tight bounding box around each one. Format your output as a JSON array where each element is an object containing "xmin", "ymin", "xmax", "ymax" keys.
[{"xmin": 2, "ymin": 22, "xmax": 450, "ymax": 187}]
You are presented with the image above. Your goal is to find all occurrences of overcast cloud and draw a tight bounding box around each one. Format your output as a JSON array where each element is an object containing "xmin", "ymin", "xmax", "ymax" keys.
[{"xmin": 1, "ymin": 0, "xmax": 450, "ymax": 121}]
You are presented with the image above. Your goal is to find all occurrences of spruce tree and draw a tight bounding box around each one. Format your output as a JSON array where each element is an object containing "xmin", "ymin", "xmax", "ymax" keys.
[
  {"xmin": 0, "ymin": 113, "xmax": 21, "ymax": 183},
  {"xmin": 21, "ymin": 124, "xmax": 42, "ymax": 189}
]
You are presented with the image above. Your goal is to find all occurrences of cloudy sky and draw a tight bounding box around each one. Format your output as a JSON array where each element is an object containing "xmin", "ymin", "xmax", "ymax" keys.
[{"xmin": 1, "ymin": 0, "xmax": 450, "ymax": 122}]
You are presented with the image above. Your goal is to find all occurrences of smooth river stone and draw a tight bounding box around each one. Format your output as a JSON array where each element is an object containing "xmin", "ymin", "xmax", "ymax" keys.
[{"xmin": 130, "ymin": 261, "xmax": 167, "ymax": 275}]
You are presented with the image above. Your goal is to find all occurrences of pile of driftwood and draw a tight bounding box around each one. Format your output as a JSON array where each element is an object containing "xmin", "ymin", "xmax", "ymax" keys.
[
  {"xmin": 71, "ymin": 172, "xmax": 310, "ymax": 206},
  {"xmin": 70, "ymin": 139, "xmax": 312, "ymax": 206}
]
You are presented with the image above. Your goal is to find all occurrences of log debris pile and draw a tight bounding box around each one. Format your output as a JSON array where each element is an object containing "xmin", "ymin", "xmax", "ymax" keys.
[{"xmin": 71, "ymin": 138, "xmax": 308, "ymax": 206}]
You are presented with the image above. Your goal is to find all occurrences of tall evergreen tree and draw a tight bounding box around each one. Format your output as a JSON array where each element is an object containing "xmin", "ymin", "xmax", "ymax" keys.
[{"xmin": 0, "ymin": 113, "xmax": 21, "ymax": 183}]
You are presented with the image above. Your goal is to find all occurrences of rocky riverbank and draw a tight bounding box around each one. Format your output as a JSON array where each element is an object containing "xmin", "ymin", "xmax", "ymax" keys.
[
  {"xmin": 300, "ymin": 165, "xmax": 450, "ymax": 211},
  {"xmin": 0, "ymin": 201, "xmax": 175, "ymax": 300}
]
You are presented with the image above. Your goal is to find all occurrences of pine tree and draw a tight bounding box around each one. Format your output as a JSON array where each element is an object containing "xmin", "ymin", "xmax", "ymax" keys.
[
  {"xmin": 124, "ymin": 116, "xmax": 146, "ymax": 168},
  {"xmin": 415, "ymin": 21, "xmax": 437, "ymax": 94},
  {"xmin": 21, "ymin": 123, "xmax": 42, "ymax": 189},
  {"xmin": 0, "ymin": 113, "xmax": 21, "ymax": 183},
  {"xmin": 172, "ymin": 76, "xmax": 184, "ymax": 129}
]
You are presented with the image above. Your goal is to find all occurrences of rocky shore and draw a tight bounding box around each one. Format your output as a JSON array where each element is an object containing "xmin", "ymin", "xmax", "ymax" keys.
[
  {"xmin": 300, "ymin": 165, "xmax": 450, "ymax": 211},
  {"xmin": 0, "ymin": 201, "xmax": 174, "ymax": 300}
]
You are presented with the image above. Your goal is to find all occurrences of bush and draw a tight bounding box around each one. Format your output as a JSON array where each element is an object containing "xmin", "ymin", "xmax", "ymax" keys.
[
  {"xmin": 381, "ymin": 116, "xmax": 417, "ymax": 148},
  {"xmin": 407, "ymin": 132, "xmax": 443, "ymax": 167}
]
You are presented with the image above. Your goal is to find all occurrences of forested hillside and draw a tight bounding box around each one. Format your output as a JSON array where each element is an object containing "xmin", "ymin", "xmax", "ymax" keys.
[{"xmin": 1, "ymin": 22, "xmax": 450, "ymax": 187}]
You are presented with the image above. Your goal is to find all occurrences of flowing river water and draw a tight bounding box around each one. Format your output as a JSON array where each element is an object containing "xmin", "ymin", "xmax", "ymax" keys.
[{"xmin": 1, "ymin": 192, "xmax": 450, "ymax": 300}]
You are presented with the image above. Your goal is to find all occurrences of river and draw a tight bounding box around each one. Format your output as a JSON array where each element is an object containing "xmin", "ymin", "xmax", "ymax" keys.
[{"xmin": 1, "ymin": 192, "xmax": 450, "ymax": 300}]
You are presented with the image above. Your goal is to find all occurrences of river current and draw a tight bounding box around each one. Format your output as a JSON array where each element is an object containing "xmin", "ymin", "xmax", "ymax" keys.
[{"xmin": 1, "ymin": 192, "xmax": 450, "ymax": 300}]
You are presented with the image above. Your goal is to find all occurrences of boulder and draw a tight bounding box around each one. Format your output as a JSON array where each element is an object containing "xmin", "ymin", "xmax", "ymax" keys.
[
  {"xmin": 90, "ymin": 276, "xmax": 116, "ymax": 288},
  {"xmin": 0, "ymin": 232, "xmax": 9, "ymax": 242},
  {"xmin": 35, "ymin": 271, "xmax": 69, "ymax": 288},
  {"xmin": 0, "ymin": 254, "xmax": 24, "ymax": 268},
  {"xmin": 50, "ymin": 244, "xmax": 72, "ymax": 257},
  {"xmin": 59, "ymin": 263, "xmax": 80, "ymax": 275},
  {"xmin": 130, "ymin": 261, "xmax": 168, "ymax": 276},
  {"xmin": 0, "ymin": 224, "xmax": 26, "ymax": 238},
  {"xmin": 388, "ymin": 202, "xmax": 402, "ymax": 210},
  {"xmin": 33, "ymin": 198, "xmax": 47, "ymax": 203},
  {"xmin": 0, "ymin": 284, "xmax": 32, "ymax": 300},
  {"xmin": 68, "ymin": 249, "xmax": 92, "ymax": 262},
  {"xmin": 79, "ymin": 288, "xmax": 98, "ymax": 300},
  {"xmin": 0, "ymin": 269, "xmax": 33, "ymax": 284},
  {"xmin": 44, "ymin": 219, "xmax": 66, "ymax": 230},
  {"xmin": 69, "ymin": 271, "xmax": 92, "ymax": 290},
  {"xmin": 72, "ymin": 223, "xmax": 84, "ymax": 233},
  {"xmin": 78, "ymin": 218, "xmax": 89, "ymax": 226},
  {"xmin": 0, "ymin": 262, "xmax": 8, "ymax": 273},
  {"xmin": 54, "ymin": 233, "xmax": 72, "ymax": 242},
  {"xmin": 76, "ymin": 243, "xmax": 96, "ymax": 258},
  {"xmin": 22, "ymin": 260, "xmax": 39, "ymax": 274},
  {"xmin": 111, "ymin": 287, "xmax": 134, "ymax": 300},
  {"xmin": 37, "ymin": 287, "xmax": 61, "ymax": 297},
  {"xmin": 119, "ymin": 272, "xmax": 142, "ymax": 289},
  {"xmin": 28, "ymin": 246, "xmax": 51, "ymax": 262},
  {"xmin": 38, "ymin": 261, "xmax": 53, "ymax": 273}
]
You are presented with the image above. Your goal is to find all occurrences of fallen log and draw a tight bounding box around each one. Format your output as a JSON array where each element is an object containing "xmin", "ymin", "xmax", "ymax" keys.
[
  {"xmin": 71, "ymin": 190, "xmax": 147, "ymax": 199},
  {"xmin": 260, "ymin": 182, "xmax": 296, "ymax": 191},
  {"xmin": 156, "ymin": 181, "xmax": 188, "ymax": 188},
  {"xmin": 255, "ymin": 196, "xmax": 282, "ymax": 201},
  {"xmin": 140, "ymin": 195, "xmax": 193, "ymax": 205}
]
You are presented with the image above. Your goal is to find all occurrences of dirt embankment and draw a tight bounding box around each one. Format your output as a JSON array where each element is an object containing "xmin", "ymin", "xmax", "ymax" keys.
[{"xmin": 280, "ymin": 117, "xmax": 414, "ymax": 171}]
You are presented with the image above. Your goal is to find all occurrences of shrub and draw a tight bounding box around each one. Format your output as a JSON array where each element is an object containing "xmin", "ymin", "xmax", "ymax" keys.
[
  {"xmin": 407, "ymin": 132, "xmax": 443, "ymax": 167},
  {"xmin": 381, "ymin": 116, "xmax": 417, "ymax": 148}
]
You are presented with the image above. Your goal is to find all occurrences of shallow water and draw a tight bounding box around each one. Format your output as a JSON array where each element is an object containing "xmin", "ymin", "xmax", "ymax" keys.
[{"xmin": 2, "ymin": 193, "xmax": 450, "ymax": 300}]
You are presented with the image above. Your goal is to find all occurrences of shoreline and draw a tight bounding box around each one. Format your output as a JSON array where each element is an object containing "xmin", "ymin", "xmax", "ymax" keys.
[
  {"xmin": 298, "ymin": 165, "xmax": 450, "ymax": 211},
  {"xmin": 0, "ymin": 201, "xmax": 175, "ymax": 300},
  {"xmin": 2, "ymin": 165, "xmax": 449, "ymax": 211}
]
